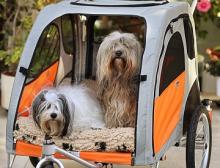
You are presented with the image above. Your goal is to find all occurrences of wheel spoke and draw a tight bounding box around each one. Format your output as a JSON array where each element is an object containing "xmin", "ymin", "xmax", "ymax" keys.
[{"xmin": 200, "ymin": 149, "xmax": 208, "ymax": 168}]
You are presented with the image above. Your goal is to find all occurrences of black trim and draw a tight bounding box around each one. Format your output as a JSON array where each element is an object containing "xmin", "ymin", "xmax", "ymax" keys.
[
  {"xmin": 19, "ymin": 67, "xmax": 29, "ymax": 76},
  {"xmin": 70, "ymin": 1, "xmax": 168, "ymax": 7},
  {"xmin": 85, "ymin": 16, "xmax": 98, "ymax": 79},
  {"xmin": 183, "ymin": 16, "xmax": 195, "ymax": 60},
  {"xmin": 70, "ymin": 15, "xmax": 76, "ymax": 84},
  {"xmin": 133, "ymin": 74, "xmax": 147, "ymax": 83},
  {"xmin": 152, "ymin": 13, "xmax": 189, "ymax": 156},
  {"xmin": 183, "ymin": 80, "xmax": 200, "ymax": 134},
  {"xmin": 139, "ymin": 75, "xmax": 147, "ymax": 82}
]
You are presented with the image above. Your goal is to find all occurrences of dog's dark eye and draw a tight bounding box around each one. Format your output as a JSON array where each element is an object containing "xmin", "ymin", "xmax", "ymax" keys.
[
  {"xmin": 40, "ymin": 97, "xmax": 45, "ymax": 102},
  {"xmin": 47, "ymin": 104, "xmax": 51, "ymax": 109},
  {"xmin": 55, "ymin": 106, "xmax": 58, "ymax": 110}
]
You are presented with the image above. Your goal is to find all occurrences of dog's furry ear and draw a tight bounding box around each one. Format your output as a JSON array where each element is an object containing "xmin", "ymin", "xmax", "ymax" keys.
[
  {"xmin": 136, "ymin": 40, "xmax": 142, "ymax": 58},
  {"xmin": 58, "ymin": 94, "xmax": 72, "ymax": 136},
  {"xmin": 32, "ymin": 90, "xmax": 48, "ymax": 128}
]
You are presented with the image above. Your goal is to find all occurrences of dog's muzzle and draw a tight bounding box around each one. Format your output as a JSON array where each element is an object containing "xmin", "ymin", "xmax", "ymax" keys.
[
  {"xmin": 44, "ymin": 120, "xmax": 62, "ymax": 136},
  {"xmin": 112, "ymin": 54, "xmax": 126, "ymax": 72}
]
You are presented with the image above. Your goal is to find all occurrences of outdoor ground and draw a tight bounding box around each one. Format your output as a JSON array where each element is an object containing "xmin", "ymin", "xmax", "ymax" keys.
[{"xmin": 0, "ymin": 106, "xmax": 219, "ymax": 168}]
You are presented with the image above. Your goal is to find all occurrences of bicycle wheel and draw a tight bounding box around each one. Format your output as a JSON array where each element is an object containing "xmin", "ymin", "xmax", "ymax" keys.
[{"xmin": 186, "ymin": 106, "xmax": 212, "ymax": 168}]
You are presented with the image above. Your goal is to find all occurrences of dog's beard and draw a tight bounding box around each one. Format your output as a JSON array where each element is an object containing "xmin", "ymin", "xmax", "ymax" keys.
[
  {"xmin": 41, "ymin": 119, "xmax": 63, "ymax": 136},
  {"xmin": 111, "ymin": 57, "xmax": 126, "ymax": 73}
]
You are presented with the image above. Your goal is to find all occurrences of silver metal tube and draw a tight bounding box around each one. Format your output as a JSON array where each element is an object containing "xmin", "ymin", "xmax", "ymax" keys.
[
  {"xmin": 190, "ymin": 0, "xmax": 198, "ymax": 14},
  {"xmin": 36, "ymin": 158, "xmax": 48, "ymax": 168},
  {"xmin": 150, "ymin": 162, "xmax": 159, "ymax": 168},
  {"xmin": 7, "ymin": 154, "xmax": 16, "ymax": 168},
  {"xmin": 49, "ymin": 157, "xmax": 64, "ymax": 168},
  {"xmin": 7, "ymin": 154, "xmax": 11, "ymax": 168},
  {"xmin": 55, "ymin": 147, "xmax": 97, "ymax": 168}
]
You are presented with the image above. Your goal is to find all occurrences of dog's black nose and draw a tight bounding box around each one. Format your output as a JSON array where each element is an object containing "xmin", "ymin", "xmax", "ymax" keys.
[
  {"xmin": 115, "ymin": 50, "xmax": 122, "ymax": 57},
  {"xmin": 50, "ymin": 113, "xmax": 57, "ymax": 119}
]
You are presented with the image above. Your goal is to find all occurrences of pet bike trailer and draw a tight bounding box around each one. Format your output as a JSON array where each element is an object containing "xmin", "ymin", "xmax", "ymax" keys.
[{"xmin": 6, "ymin": 0, "xmax": 212, "ymax": 167}]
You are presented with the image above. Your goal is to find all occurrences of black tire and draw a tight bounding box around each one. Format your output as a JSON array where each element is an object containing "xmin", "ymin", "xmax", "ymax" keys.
[
  {"xmin": 186, "ymin": 105, "xmax": 212, "ymax": 168},
  {"xmin": 29, "ymin": 156, "xmax": 54, "ymax": 168},
  {"xmin": 29, "ymin": 157, "xmax": 40, "ymax": 167}
]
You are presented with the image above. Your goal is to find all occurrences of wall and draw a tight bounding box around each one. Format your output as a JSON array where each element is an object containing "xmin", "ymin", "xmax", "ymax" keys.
[{"xmin": 197, "ymin": 20, "xmax": 220, "ymax": 93}]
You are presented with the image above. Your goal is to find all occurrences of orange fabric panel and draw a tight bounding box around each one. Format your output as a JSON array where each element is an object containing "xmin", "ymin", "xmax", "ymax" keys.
[
  {"xmin": 154, "ymin": 72, "xmax": 185, "ymax": 153},
  {"xmin": 80, "ymin": 152, "xmax": 132, "ymax": 165},
  {"xmin": 15, "ymin": 141, "xmax": 132, "ymax": 165},
  {"xmin": 16, "ymin": 141, "xmax": 67, "ymax": 159},
  {"xmin": 16, "ymin": 141, "xmax": 42, "ymax": 158},
  {"xmin": 18, "ymin": 62, "xmax": 59, "ymax": 116}
]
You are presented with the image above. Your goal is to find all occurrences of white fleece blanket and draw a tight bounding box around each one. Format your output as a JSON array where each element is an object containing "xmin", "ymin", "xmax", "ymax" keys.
[{"xmin": 14, "ymin": 117, "xmax": 135, "ymax": 152}]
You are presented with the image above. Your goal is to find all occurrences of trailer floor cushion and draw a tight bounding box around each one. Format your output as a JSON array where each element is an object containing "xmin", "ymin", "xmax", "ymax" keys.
[{"xmin": 14, "ymin": 117, "xmax": 135, "ymax": 152}]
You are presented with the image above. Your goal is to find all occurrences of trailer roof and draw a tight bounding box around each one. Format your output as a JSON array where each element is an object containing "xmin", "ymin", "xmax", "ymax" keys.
[{"xmin": 69, "ymin": 0, "xmax": 168, "ymax": 7}]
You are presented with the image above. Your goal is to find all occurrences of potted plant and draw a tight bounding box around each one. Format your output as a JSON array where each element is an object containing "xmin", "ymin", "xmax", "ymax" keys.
[
  {"xmin": 0, "ymin": 0, "xmax": 61, "ymax": 109},
  {"xmin": 204, "ymin": 46, "xmax": 220, "ymax": 96},
  {"xmin": 0, "ymin": 47, "xmax": 23, "ymax": 109},
  {"xmin": 0, "ymin": 0, "xmax": 37, "ymax": 109}
]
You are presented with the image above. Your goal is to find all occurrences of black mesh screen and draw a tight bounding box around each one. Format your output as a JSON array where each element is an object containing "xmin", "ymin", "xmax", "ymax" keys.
[
  {"xmin": 159, "ymin": 32, "xmax": 185, "ymax": 95},
  {"xmin": 184, "ymin": 18, "xmax": 195, "ymax": 59}
]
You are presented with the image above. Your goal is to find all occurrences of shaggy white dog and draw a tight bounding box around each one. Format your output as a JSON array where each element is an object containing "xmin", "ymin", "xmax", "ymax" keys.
[{"xmin": 31, "ymin": 84, "xmax": 105, "ymax": 136}]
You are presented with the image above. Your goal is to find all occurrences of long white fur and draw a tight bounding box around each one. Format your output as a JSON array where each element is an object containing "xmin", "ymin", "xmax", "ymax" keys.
[
  {"xmin": 31, "ymin": 84, "xmax": 105, "ymax": 136},
  {"xmin": 57, "ymin": 85, "xmax": 105, "ymax": 130},
  {"xmin": 96, "ymin": 31, "xmax": 142, "ymax": 128}
]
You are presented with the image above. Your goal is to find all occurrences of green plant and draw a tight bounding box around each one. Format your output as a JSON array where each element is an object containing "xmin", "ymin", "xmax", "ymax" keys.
[
  {"xmin": 0, "ymin": 0, "xmax": 35, "ymax": 74},
  {"xmin": 0, "ymin": 46, "xmax": 23, "ymax": 75},
  {"xmin": 0, "ymin": 0, "xmax": 60, "ymax": 74}
]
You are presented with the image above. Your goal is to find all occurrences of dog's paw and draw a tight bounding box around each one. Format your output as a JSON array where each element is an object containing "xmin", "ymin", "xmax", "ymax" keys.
[
  {"xmin": 62, "ymin": 143, "xmax": 70, "ymax": 150},
  {"xmin": 116, "ymin": 144, "xmax": 129, "ymax": 152},
  {"xmin": 95, "ymin": 141, "xmax": 106, "ymax": 151}
]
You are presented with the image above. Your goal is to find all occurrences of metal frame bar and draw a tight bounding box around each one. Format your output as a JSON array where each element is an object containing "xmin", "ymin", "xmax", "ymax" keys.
[{"xmin": 36, "ymin": 136, "xmax": 98, "ymax": 168}]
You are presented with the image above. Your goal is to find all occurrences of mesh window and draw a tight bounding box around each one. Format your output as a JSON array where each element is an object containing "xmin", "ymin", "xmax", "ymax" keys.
[
  {"xmin": 61, "ymin": 15, "xmax": 74, "ymax": 55},
  {"xmin": 159, "ymin": 32, "xmax": 185, "ymax": 95},
  {"xmin": 184, "ymin": 18, "xmax": 195, "ymax": 59},
  {"xmin": 27, "ymin": 24, "xmax": 60, "ymax": 81}
]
